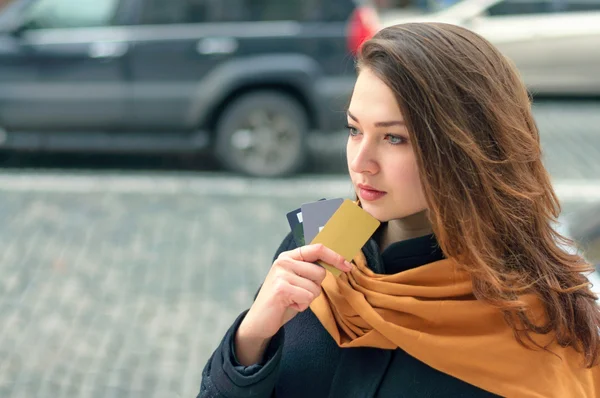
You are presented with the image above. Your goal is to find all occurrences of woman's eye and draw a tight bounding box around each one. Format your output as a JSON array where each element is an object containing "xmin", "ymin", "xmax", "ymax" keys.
[
  {"xmin": 385, "ymin": 134, "xmax": 406, "ymax": 145},
  {"xmin": 345, "ymin": 124, "xmax": 360, "ymax": 136}
]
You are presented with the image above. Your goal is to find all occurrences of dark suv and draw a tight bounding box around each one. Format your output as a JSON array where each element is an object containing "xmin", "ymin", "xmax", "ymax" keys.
[{"xmin": 0, "ymin": 0, "xmax": 378, "ymax": 177}]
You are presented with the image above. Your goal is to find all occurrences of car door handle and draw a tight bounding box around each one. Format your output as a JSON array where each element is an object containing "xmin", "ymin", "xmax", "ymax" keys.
[
  {"xmin": 196, "ymin": 37, "xmax": 238, "ymax": 55},
  {"xmin": 88, "ymin": 41, "xmax": 129, "ymax": 59}
]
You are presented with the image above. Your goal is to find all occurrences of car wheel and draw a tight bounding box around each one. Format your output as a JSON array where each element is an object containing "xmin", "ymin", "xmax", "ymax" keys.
[{"xmin": 214, "ymin": 91, "xmax": 309, "ymax": 178}]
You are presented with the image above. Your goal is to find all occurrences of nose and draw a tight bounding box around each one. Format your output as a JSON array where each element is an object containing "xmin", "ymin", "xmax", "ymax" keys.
[{"xmin": 349, "ymin": 138, "xmax": 379, "ymax": 175}]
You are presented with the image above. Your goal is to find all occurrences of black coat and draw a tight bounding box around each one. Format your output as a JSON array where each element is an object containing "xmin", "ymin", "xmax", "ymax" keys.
[{"xmin": 199, "ymin": 232, "xmax": 501, "ymax": 398}]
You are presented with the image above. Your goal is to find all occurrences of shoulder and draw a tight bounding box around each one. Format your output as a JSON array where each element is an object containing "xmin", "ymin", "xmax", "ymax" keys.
[{"xmin": 272, "ymin": 232, "xmax": 298, "ymax": 262}]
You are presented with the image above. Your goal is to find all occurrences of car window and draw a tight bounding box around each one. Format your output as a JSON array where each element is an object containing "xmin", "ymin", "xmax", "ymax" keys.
[
  {"xmin": 20, "ymin": 0, "xmax": 121, "ymax": 29},
  {"xmin": 487, "ymin": 0, "xmax": 555, "ymax": 16},
  {"xmin": 243, "ymin": 0, "xmax": 324, "ymax": 21},
  {"xmin": 487, "ymin": 0, "xmax": 600, "ymax": 15},
  {"xmin": 562, "ymin": 0, "xmax": 600, "ymax": 12},
  {"xmin": 138, "ymin": 0, "xmax": 336, "ymax": 24}
]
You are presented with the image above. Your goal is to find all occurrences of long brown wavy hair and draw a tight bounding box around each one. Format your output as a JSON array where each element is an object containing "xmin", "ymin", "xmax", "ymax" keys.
[{"xmin": 357, "ymin": 22, "xmax": 600, "ymax": 367}]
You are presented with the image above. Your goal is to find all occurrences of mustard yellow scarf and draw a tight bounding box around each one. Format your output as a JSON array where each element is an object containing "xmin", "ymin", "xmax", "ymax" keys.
[{"xmin": 310, "ymin": 249, "xmax": 599, "ymax": 397}]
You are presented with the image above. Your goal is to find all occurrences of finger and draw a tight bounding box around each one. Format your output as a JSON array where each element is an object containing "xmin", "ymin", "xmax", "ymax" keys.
[
  {"xmin": 290, "ymin": 302, "xmax": 310, "ymax": 312},
  {"xmin": 279, "ymin": 282, "xmax": 314, "ymax": 308},
  {"xmin": 279, "ymin": 258, "xmax": 327, "ymax": 284},
  {"xmin": 295, "ymin": 244, "xmax": 353, "ymax": 272},
  {"xmin": 286, "ymin": 272, "xmax": 322, "ymax": 299},
  {"xmin": 280, "ymin": 247, "xmax": 307, "ymax": 261}
]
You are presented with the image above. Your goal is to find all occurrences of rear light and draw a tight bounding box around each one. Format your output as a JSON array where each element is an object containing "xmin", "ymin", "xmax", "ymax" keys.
[{"xmin": 347, "ymin": 6, "xmax": 380, "ymax": 55}]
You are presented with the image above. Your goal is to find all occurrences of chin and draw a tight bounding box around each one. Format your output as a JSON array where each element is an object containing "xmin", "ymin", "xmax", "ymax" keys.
[
  {"xmin": 361, "ymin": 201, "xmax": 428, "ymax": 223},
  {"xmin": 359, "ymin": 202, "xmax": 393, "ymax": 222}
]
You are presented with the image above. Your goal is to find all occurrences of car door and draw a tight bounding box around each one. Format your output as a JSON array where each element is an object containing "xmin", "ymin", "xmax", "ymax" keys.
[
  {"xmin": 467, "ymin": 0, "xmax": 559, "ymax": 90},
  {"xmin": 124, "ymin": 0, "xmax": 333, "ymax": 132},
  {"xmin": 468, "ymin": 0, "xmax": 600, "ymax": 94},
  {"xmin": 0, "ymin": 0, "xmax": 131, "ymax": 132},
  {"xmin": 123, "ymin": 0, "xmax": 243, "ymax": 131},
  {"xmin": 529, "ymin": 0, "xmax": 600, "ymax": 94}
]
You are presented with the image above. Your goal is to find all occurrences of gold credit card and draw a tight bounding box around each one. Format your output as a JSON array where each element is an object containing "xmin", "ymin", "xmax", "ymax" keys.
[{"xmin": 310, "ymin": 199, "xmax": 380, "ymax": 277}]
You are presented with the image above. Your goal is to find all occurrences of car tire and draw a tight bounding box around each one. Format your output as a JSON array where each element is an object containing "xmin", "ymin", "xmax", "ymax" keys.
[{"xmin": 214, "ymin": 91, "xmax": 309, "ymax": 178}]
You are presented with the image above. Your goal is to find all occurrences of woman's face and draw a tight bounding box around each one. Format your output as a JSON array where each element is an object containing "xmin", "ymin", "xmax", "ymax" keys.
[{"xmin": 346, "ymin": 67, "xmax": 428, "ymax": 222}]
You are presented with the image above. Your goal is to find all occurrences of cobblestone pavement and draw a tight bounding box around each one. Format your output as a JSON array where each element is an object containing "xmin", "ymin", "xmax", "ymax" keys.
[
  {"xmin": 0, "ymin": 179, "xmax": 335, "ymax": 398},
  {"xmin": 0, "ymin": 100, "xmax": 598, "ymax": 398}
]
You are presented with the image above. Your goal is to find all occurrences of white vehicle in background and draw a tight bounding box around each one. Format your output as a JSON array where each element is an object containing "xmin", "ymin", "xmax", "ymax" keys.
[{"xmin": 380, "ymin": 0, "xmax": 600, "ymax": 95}]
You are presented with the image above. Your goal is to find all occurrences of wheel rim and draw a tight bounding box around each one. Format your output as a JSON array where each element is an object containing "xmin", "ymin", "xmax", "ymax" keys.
[{"xmin": 228, "ymin": 109, "xmax": 303, "ymax": 176}]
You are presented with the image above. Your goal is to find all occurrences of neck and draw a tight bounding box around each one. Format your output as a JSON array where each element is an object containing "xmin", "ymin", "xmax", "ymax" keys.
[{"xmin": 379, "ymin": 210, "xmax": 433, "ymax": 252}]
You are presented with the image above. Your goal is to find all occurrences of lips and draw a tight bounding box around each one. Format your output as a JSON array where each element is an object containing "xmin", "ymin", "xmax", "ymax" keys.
[{"xmin": 357, "ymin": 184, "xmax": 386, "ymax": 202}]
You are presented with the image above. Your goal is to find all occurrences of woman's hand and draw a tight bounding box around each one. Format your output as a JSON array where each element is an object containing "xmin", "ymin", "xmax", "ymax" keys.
[{"xmin": 234, "ymin": 244, "xmax": 353, "ymax": 365}]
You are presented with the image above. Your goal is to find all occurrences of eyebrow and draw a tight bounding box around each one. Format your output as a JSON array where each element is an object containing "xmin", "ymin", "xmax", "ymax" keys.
[{"xmin": 347, "ymin": 110, "xmax": 405, "ymax": 127}]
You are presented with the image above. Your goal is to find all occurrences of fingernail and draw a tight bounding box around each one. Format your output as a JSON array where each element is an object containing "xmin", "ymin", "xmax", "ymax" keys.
[{"xmin": 344, "ymin": 261, "xmax": 353, "ymax": 270}]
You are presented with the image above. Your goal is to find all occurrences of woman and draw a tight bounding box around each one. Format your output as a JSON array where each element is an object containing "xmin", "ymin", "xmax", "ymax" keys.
[{"xmin": 199, "ymin": 23, "xmax": 600, "ymax": 397}]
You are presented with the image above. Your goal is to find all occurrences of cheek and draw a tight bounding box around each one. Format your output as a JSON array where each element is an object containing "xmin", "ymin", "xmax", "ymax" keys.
[
  {"xmin": 389, "ymin": 158, "xmax": 427, "ymax": 207},
  {"xmin": 391, "ymin": 156, "xmax": 420, "ymax": 187},
  {"xmin": 408, "ymin": 163, "xmax": 424, "ymax": 192}
]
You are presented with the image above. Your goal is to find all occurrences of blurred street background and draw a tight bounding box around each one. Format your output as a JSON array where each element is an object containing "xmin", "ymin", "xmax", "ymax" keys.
[{"xmin": 0, "ymin": 0, "xmax": 599, "ymax": 397}]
